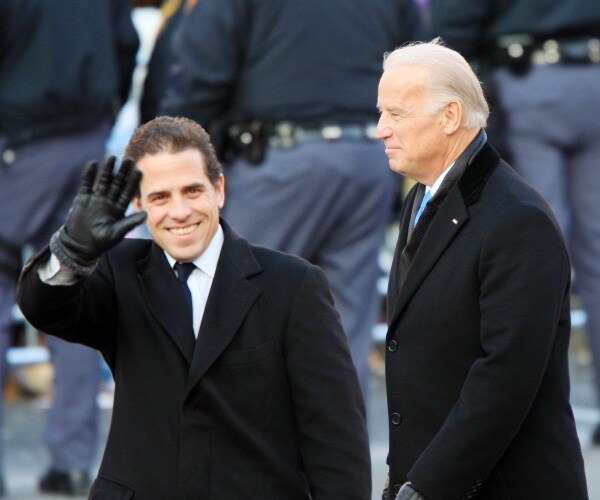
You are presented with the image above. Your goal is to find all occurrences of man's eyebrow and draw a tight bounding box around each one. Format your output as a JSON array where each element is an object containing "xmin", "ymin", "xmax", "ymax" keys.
[
  {"xmin": 147, "ymin": 189, "xmax": 169, "ymax": 198},
  {"xmin": 378, "ymin": 104, "xmax": 403, "ymax": 113}
]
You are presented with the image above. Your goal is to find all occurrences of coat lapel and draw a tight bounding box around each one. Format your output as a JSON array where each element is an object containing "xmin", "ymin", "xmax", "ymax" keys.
[
  {"xmin": 387, "ymin": 134, "xmax": 500, "ymax": 336},
  {"xmin": 388, "ymin": 188, "xmax": 468, "ymax": 333},
  {"xmin": 387, "ymin": 185, "xmax": 418, "ymax": 321},
  {"xmin": 138, "ymin": 244, "xmax": 197, "ymax": 364},
  {"xmin": 185, "ymin": 223, "xmax": 261, "ymax": 392}
]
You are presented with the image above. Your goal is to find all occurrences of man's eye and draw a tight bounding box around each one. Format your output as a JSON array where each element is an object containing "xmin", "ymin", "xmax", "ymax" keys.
[{"xmin": 151, "ymin": 194, "xmax": 166, "ymax": 203}]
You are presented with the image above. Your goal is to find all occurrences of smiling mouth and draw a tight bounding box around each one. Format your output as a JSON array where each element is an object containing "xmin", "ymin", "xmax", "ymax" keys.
[{"xmin": 169, "ymin": 223, "xmax": 199, "ymax": 235}]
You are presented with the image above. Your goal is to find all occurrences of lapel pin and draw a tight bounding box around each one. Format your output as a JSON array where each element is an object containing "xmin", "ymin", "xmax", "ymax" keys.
[{"xmin": 452, "ymin": 218, "xmax": 458, "ymax": 225}]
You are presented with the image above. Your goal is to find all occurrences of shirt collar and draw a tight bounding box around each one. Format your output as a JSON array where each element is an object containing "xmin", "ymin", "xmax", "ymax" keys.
[
  {"xmin": 428, "ymin": 161, "xmax": 454, "ymax": 197},
  {"xmin": 165, "ymin": 224, "xmax": 224, "ymax": 278}
]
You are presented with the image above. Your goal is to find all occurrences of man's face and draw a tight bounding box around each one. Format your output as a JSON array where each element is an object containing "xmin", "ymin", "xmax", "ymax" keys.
[
  {"xmin": 376, "ymin": 65, "xmax": 449, "ymax": 185},
  {"xmin": 132, "ymin": 149, "xmax": 224, "ymax": 262}
]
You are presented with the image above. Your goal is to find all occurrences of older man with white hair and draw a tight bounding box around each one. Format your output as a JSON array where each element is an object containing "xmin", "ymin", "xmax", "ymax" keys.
[{"xmin": 377, "ymin": 39, "xmax": 588, "ymax": 500}]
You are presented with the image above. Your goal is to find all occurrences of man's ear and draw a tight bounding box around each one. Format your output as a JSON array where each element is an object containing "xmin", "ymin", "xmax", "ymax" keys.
[
  {"xmin": 442, "ymin": 100, "xmax": 462, "ymax": 134},
  {"xmin": 216, "ymin": 173, "xmax": 225, "ymax": 209}
]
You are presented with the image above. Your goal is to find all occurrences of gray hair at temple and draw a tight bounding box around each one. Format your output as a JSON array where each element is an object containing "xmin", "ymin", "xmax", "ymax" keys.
[{"xmin": 383, "ymin": 38, "xmax": 489, "ymax": 129}]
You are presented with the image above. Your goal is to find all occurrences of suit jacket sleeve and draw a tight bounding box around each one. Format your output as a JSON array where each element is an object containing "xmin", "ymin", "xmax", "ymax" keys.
[
  {"xmin": 408, "ymin": 203, "xmax": 570, "ymax": 498},
  {"xmin": 285, "ymin": 264, "xmax": 371, "ymax": 499}
]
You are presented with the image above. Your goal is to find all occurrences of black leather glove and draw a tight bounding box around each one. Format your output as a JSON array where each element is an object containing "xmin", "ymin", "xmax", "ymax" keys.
[
  {"xmin": 50, "ymin": 156, "xmax": 147, "ymax": 275},
  {"xmin": 395, "ymin": 483, "xmax": 427, "ymax": 500}
]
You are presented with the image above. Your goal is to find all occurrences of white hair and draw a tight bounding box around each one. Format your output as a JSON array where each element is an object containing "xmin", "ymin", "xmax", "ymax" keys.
[{"xmin": 383, "ymin": 38, "xmax": 489, "ymax": 128}]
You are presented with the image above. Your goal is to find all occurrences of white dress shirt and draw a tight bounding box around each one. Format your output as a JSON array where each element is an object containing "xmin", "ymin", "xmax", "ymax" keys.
[
  {"xmin": 427, "ymin": 161, "xmax": 455, "ymax": 197},
  {"xmin": 165, "ymin": 225, "xmax": 224, "ymax": 337}
]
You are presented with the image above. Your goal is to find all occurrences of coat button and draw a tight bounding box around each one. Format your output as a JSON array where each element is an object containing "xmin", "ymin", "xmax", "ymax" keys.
[
  {"xmin": 391, "ymin": 412, "xmax": 402, "ymax": 425},
  {"xmin": 388, "ymin": 340, "xmax": 398, "ymax": 352}
]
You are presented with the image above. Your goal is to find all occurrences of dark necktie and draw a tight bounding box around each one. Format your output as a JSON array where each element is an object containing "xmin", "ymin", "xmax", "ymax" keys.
[
  {"xmin": 397, "ymin": 189, "xmax": 448, "ymax": 293},
  {"xmin": 174, "ymin": 262, "xmax": 196, "ymax": 323}
]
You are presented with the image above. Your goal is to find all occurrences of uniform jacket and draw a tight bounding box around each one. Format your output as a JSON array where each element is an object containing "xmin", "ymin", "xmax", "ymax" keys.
[
  {"xmin": 0, "ymin": 0, "xmax": 139, "ymax": 148},
  {"xmin": 17, "ymin": 221, "xmax": 371, "ymax": 499},
  {"xmin": 385, "ymin": 136, "xmax": 588, "ymax": 499},
  {"xmin": 160, "ymin": 0, "xmax": 423, "ymax": 127}
]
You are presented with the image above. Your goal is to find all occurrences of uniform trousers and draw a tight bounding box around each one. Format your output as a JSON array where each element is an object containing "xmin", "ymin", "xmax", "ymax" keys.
[
  {"xmin": 0, "ymin": 123, "xmax": 108, "ymax": 474},
  {"xmin": 494, "ymin": 63, "xmax": 600, "ymax": 407},
  {"xmin": 222, "ymin": 138, "xmax": 398, "ymax": 404}
]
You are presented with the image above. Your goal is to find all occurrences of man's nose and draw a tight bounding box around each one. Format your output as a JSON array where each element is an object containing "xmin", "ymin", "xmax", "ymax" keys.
[
  {"xmin": 169, "ymin": 197, "xmax": 192, "ymax": 220},
  {"xmin": 376, "ymin": 116, "xmax": 391, "ymax": 139}
]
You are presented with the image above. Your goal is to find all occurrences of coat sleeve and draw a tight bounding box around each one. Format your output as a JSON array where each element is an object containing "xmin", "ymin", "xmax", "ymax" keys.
[
  {"xmin": 407, "ymin": 203, "xmax": 570, "ymax": 498},
  {"xmin": 16, "ymin": 247, "xmax": 118, "ymax": 352},
  {"xmin": 284, "ymin": 264, "xmax": 372, "ymax": 500}
]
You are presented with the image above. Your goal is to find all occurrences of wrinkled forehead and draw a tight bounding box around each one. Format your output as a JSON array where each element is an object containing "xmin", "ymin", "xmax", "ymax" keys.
[
  {"xmin": 378, "ymin": 65, "xmax": 429, "ymax": 108},
  {"xmin": 380, "ymin": 63, "xmax": 430, "ymax": 89}
]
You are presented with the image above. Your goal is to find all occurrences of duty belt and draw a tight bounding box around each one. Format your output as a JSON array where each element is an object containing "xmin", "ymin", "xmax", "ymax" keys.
[
  {"xmin": 227, "ymin": 120, "xmax": 379, "ymax": 166},
  {"xmin": 494, "ymin": 35, "xmax": 600, "ymax": 74},
  {"xmin": 268, "ymin": 122, "xmax": 378, "ymax": 148}
]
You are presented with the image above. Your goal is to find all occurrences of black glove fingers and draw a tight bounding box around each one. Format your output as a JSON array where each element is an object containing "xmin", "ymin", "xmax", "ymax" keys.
[
  {"xmin": 53, "ymin": 158, "xmax": 143, "ymax": 275},
  {"xmin": 78, "ymin": 161, "xmax": 98, "ymax": 195},
  {"xmin": 106, "ymin": 158, "xmax": 132, "ymax": 203},
  {"xmin": 94, "ymin": 156, "xmax": 117, "ymax": 196},
  {"xmin": 117, "ymin": 169, "xmax": 142, "ymax": 209},
  {"xmin": 112, "ymin": 211, "xmax": 147, "ymax": 240}
]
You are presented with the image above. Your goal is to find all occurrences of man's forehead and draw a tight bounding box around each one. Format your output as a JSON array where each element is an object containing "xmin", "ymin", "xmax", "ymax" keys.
[{"xmin": 378, "ymin": 83, "xmax": 422, "ymax": 109}]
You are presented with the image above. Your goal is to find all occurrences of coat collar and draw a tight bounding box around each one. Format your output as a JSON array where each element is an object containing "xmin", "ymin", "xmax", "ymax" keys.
[
  {"xmin": 387, "ymin": 134, "xmax": 501, "ymax": 333},
  {"xmin": 137, "ymin": 243, "xmax": 196, "ymax": 363},
  {"xmin": 136, "ymin": 219, "xmax": 262, "ymax": 388}
]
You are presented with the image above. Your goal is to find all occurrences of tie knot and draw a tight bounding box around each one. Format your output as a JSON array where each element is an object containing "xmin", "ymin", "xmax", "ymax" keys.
[{"xmin": 174, "ymin": 262, "xmax": 196, "ymax": 283}]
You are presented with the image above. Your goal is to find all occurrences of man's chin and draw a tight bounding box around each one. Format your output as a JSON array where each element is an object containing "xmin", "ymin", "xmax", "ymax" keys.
[
  {"xmin": 388, "ymin": 161, "xmax": 405, "ymax": 174},
  {"xmin": 161, "ymin": 242, "xmax": 198, "ymax": 263}
]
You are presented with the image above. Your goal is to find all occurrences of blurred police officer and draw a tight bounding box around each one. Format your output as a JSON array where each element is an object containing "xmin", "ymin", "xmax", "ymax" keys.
[{"xmin": 0, "ymin": 1, "xmax": 138, "ymax": 495}]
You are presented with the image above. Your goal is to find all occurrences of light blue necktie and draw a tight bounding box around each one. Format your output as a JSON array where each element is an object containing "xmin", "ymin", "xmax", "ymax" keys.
[{"xmin": 414, "ymin": 189, "xmax": 432, "ymax": 227}]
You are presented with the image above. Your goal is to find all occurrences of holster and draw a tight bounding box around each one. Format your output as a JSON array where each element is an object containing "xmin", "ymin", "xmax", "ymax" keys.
[
  {"xmin": 228, "ymin": 120, "xmax": 273, "ymax": 166},
  {"xmin": 493, "ymin": 34, "xmax": 536, "ymax": 75}
]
